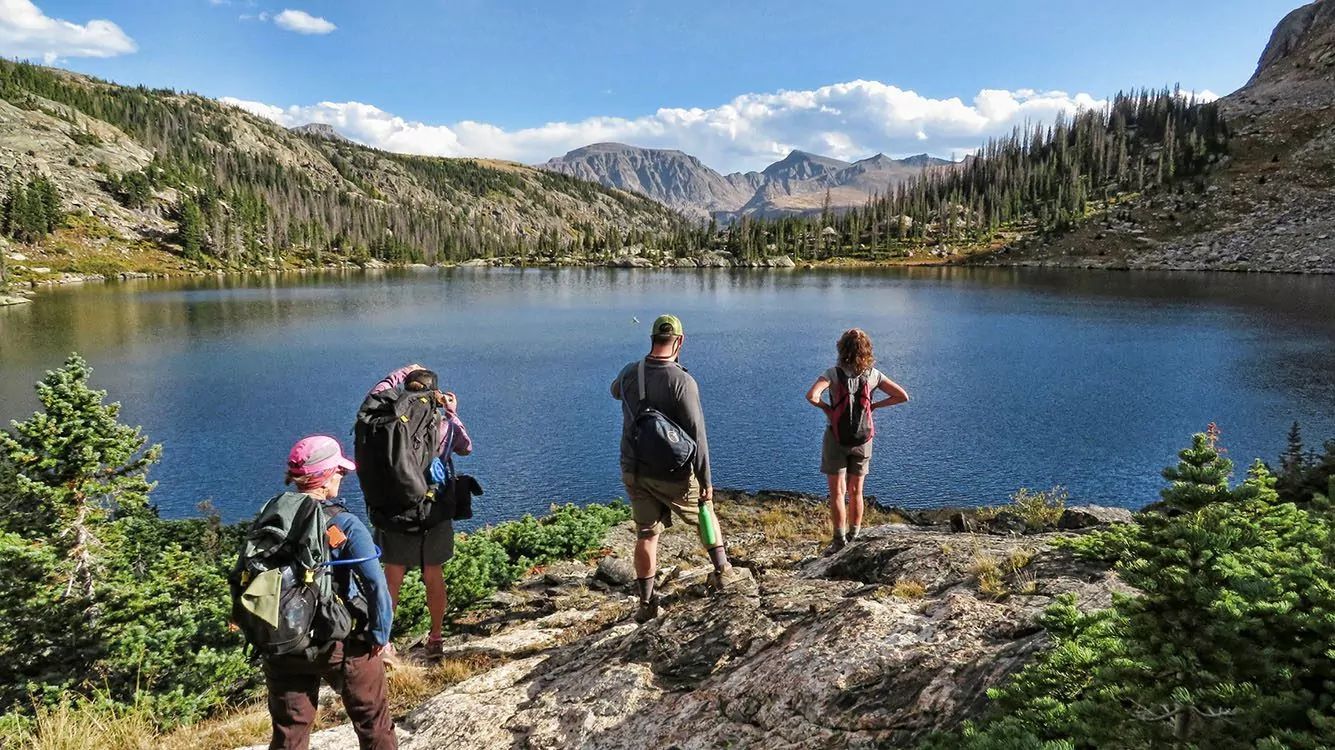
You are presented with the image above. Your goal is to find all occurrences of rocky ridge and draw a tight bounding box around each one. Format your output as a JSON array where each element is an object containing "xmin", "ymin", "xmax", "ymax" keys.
[
  {"xmin": 540, "ymin": 143, "xmax": 954, "ymax": 220},
  {"xmin": 246, "ymin": 492, "xmax": 1132, "ymax": 749},
  {"xmin": 974, "ymin": 0, "xmax": 1335, "ymax": 274}
]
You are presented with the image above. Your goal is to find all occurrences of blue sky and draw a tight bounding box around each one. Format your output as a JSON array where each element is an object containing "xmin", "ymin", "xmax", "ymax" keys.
[{"xmin": 1, "ymin": 0, "xmax": 1299, "ymax": 171}]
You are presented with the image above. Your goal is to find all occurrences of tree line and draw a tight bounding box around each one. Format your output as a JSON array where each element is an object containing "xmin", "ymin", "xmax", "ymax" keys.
[
  {"xmin": 1, "ymin": 174, "xmax": 62, "ymax": 244},
  {"xmin": 0, "ymin": 60, "xmax": 691, "ymax": 267},
  {"xmin": 719, "ymin": 87, "xmax": 1230, "ymax": 261}
]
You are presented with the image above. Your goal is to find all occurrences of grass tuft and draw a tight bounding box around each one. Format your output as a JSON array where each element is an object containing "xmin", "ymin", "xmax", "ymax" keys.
[{"xmin": 891, "ymin": 579, "xmax": 927, "ymax": 599}]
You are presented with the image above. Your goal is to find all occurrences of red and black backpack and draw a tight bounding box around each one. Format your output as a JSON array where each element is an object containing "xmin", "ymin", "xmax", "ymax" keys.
[{"xmin": 830, "ymin": 369, "xmax": 875, "ymax": 447}]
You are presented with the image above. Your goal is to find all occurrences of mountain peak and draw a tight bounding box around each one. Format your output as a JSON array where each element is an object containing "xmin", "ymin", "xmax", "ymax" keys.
[
  {"xmin": 1248, "ymin": 0, "xmax": 1335, "ymax": 86},
  {"xmin": 290, "ymin": 123, "xmax": 350, "ymax": 143}
]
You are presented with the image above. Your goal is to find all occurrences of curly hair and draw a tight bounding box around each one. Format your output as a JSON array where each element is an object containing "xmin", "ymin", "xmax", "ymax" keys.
[{"xmin": 836, "ymin": 329, "xmax": 875, "ymax": 373}]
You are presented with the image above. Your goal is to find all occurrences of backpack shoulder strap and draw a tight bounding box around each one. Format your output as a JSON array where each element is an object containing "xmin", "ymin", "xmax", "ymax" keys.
[{"xmin": 637, "ymin": 358, "xmax": 646, "ymax": 402}]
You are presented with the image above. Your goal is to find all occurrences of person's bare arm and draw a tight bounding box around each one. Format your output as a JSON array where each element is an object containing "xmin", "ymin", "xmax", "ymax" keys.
[
  {"xmin": 805, "ymin": 376, "xmax": 832, "ymax": 414},
  {"xmin": 871, "ymin": 377, "xmax": 909, "ymax": 410}
]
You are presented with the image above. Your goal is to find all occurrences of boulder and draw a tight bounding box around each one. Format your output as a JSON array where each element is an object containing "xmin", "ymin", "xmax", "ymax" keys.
[
  {"xmin": 983, "ymin": 511, "xmax": 1028, "ymax": 535},
  {"xmin": 610, "ymin": 256, "xmax": 654, "ymax": 268},
  {"xmin": 595, "ymin": 555, "xmax": 636, "ymax": 587},
  {"xmin": 1057, "ymin": 505, "xmax": 1135, "ymax": 530},
  {"xmin": 949, "ymin": 512, "xmax": 975, "ymax": 533}
]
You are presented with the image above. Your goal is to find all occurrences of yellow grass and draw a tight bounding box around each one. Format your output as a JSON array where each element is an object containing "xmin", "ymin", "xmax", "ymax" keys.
[
  {"xmin": 160, "ymin": 708, "xmax": 271, "ymax": 750},
  {"xmin": 9, "ymin": 655, "xmax": 498, "ymax": 750},
  {"xmin": 890, "ymin": 579, "xmax": 927, "ymax": 599},
  {"xmin": 712, "ymin": 497, "xmax": 903, "ymax": 547},
  {"xmin": 969, "ymin": 550, "xmax": 1007, "ymax": 599}
]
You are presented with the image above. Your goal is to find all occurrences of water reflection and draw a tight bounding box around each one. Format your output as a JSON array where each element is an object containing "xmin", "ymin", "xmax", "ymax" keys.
[{"xmin": 2, "ymin": 267, "xmax": 1333, "ymax": 523}]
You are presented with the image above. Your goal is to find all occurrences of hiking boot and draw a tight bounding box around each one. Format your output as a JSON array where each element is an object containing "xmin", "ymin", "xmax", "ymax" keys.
[
  {"xmin": 706, "ymin": 565, "xmax": 752, "ymax": 593},
  {"xmin": 822, "ymin": 536, "xmax": 847, "ymax": 556},
  {"xmin": 634, "ymin": 595, "xmax": 661, "ymax": 624},
  {"xmin": 425, "ymin": 636, "xmax": 444, "ymax": 659}
]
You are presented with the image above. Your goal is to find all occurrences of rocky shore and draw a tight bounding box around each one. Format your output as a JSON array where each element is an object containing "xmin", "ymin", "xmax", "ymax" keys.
[{"xmin": 243, "ymin": 491, "xmax": 1133, "ymax": 750}]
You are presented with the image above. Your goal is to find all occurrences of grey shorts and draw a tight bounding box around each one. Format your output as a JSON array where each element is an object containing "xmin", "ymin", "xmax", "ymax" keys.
[
  {"xmin": 821, "ymin": 428, "xmax": 873, "ymax": 476},
  {"xmin": 375, "ymin": 522, "xmax": 455, "ymax": 568}
]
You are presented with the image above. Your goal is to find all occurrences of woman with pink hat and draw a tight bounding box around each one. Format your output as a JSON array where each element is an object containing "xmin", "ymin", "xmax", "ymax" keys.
[{"xmin": 263, "ymin": 435, "xmax": 397, "ymax": 750}]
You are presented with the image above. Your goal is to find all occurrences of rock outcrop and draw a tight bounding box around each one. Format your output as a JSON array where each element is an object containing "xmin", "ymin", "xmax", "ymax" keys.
[
  {"xmin": 254, "ymin": 492, "xmax": 1130, "ymax": 749},
  {"xmin": 291, "ymin": 123, "xmax": 353, "ymax": 143}
]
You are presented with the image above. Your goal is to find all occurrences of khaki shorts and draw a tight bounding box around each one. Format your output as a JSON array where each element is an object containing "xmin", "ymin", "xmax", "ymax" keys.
[
  {"xmin": 375, "ymin": 522, "xmax": 455, "ymax": 568},
  {"xmin": 821, "ymin": 428, "xmax": 873, "ymax": 476},
  {"xmin": 622, "ymin": 471, "xmax": 710, "ymax": 539}
]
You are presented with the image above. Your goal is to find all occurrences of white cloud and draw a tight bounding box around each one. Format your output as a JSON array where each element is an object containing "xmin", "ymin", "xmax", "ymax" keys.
[
  {"xmin": 0, "ymin": 0, "xmax": 136, "ymax": 60},
  {"xmin": 273, "ymin": 9, "xmax": 335, "ymax": 35},
  {"xmin": 224, "ymin": 79, "xmax": 1213, "ymax": 173}
]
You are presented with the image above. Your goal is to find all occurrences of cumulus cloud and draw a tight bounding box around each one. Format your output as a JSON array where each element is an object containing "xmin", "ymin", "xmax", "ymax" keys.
[
  {"xmin": 224, "ymin": 79, "xmax": 1218, "ymax": 173},
  {"xmin": 0, "ymin": 0, "xmax": 136, "ymax": 61},
  {"xmin": 273, "ymin": 9, "xmax": 336, "ymax": 35}
]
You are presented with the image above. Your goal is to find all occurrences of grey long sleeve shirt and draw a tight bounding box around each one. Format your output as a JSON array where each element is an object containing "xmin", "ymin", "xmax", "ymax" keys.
[{"xmin": 611, "ymin": 356, "xmax": 711, "ymax": 487}]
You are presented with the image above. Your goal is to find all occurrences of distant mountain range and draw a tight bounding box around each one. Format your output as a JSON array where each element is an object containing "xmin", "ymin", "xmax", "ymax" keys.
[{"xmin": 538, "ymin": 143, "xmax": 955, "ymax": 220}]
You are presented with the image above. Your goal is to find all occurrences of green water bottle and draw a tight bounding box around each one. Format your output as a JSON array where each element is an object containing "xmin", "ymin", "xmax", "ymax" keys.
[{"xmin": 698, "ymin": 502, "xmax": 718, "ymax": 547}]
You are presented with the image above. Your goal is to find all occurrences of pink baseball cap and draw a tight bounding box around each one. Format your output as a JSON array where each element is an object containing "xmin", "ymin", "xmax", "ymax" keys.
[{"xmin": 287, "ymin": 435, "xmax": 356, "ymax": 476}]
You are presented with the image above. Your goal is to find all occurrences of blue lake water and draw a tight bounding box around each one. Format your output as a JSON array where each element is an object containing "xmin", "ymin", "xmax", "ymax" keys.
[{"xmin": 2, "ymin": 267, "xmax": 1333, "ymax": 527}]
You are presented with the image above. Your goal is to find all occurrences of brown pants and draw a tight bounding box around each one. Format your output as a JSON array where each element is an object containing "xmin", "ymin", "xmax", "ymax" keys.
[{"xmin": 264, "ymin": 640, "xmax": 396, "ymax": 750}]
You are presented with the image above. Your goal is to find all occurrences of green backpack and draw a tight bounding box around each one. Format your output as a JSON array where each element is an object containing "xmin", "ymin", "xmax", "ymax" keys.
[{"xmin": 229, "ymin": 492, "xmax": 354, "ymax": 660}]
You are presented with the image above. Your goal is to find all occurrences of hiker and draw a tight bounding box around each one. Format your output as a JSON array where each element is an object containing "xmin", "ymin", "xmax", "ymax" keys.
[
  {"xmin": 805, "ymin": 328, "xmax": 909, "ymax": 554},
  {"xmin": 362, "ymin": 364, "xmax": 471, "ymax": 659},
  {"xmin": 240, "ymin": 435, "xmax": 396, "ymax": 750},
  {"xmin": 612, "ymin": 314, "xmax": 743, "ymax": 623}
]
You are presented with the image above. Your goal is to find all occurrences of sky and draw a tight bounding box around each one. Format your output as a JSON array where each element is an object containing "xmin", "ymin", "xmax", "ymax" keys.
[{"xmin": 0, "ymin": 0, "xmax": 1300, "ymax": 173}]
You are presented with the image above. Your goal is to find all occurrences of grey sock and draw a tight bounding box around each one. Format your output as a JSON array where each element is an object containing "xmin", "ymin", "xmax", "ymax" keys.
[
  {"xmin": 832, "ymin": 529, "xmax": 847, "ymax": 545},
  {"xmin": 707, "ymin": 545, "xmax": 730, "ymax": 572},
  {"xmin": 848, "ymin": 526, "xmax": 860, "ymax": 541},
  {"xmin": 635, "ymin": 576, "xmax": 656, "ymax": 605}
]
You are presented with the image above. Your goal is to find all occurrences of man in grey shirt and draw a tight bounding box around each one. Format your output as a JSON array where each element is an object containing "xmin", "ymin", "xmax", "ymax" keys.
[{"xmin": 612, "ymin": 314, "xmax": 743, "ymax": 623}]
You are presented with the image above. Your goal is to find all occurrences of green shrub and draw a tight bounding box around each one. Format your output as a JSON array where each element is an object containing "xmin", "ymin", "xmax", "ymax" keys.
[
  {"xmin": 931, "ymin": 429, "xmax": 1335, "ymax": 749},
  {"xmin": 390, "ymin": 501, "xmax": 634, "ymax": 637},
  {"xmin": 1009, "ymin": 487, "xmax": 1067, "ymax": 528}
]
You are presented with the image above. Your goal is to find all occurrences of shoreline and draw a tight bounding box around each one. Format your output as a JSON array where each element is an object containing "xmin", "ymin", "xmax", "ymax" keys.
[{"xmin": 10, "ymin": 251, "xmax": 1335, "ymax": 294}]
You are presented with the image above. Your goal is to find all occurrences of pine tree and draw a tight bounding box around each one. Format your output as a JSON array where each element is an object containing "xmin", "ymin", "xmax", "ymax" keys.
[
  {"xmin": 1157, "ymin": 427, "xmax": 1233, "ymax": 513},
  {"xmin": 0, "ymin": 354, "xmax": 160, "ymax": 595},
  {"xmin": 177, "ymin": 197, "xmax": 206, "ymax": 260}
]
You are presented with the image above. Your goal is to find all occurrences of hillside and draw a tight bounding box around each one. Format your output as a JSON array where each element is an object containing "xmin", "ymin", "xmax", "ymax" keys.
[
  {"xmin": 0, "ymin": 61, "xmax": 693, "ymax": 284},
  {"xmin": 975, "ymin": 0, "xmax": 1335, "ymax": 273},
  {"xmin": 539, "ymin": 143, "xmax": 954, "ymax": 220}
]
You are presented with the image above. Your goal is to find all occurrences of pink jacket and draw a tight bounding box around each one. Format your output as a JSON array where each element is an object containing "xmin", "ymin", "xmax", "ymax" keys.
[{"xmin": 369, "ymin": 366, "xmax": 473, "ymax": 458}]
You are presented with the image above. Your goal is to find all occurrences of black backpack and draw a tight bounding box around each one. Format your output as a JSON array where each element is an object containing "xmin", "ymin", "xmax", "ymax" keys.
[
  {"xmin": 630, "ymin": 359, "xmax": 697, "ymax": 478},
  {"xmin": 229, "ymin": 493, "xmax": 359, "ymax": 660},
  {"xmin": 830, "ymin": 368, "xmax": 875, "ymax": 447},
  {"xmin": 353, "ymin": 387, "xmax": 443, "ymax": 533}
]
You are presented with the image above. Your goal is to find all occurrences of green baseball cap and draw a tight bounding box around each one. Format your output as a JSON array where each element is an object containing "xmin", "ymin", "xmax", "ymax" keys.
[{"xmin": 652, "ymin": 314, "xmax": 684, "ymax": 337}]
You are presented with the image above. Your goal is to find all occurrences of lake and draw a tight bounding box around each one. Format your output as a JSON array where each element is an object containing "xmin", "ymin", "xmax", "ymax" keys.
[{"xmin": 2, "ymin": 267, "xmax": 1333, "ymax": 527}]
